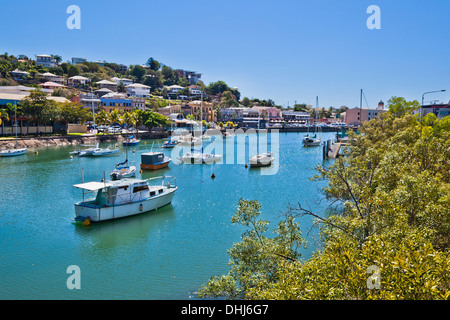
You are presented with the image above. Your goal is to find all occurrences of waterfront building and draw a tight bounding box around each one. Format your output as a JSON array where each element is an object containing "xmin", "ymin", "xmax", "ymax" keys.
[
  {"xmin": 189, "ymin": 100, "xmax": 216, "ymax": 122},
  {"xmin": 132, "ymin": 97, "xmax": 146, "ymax": 111},
  {"xmin": 342, "ymin": 107, "xmax": 386, "ymax": 125},
  {"xmin": 282, "ymin": 111, "xmax": 310, "ymax": 123},
  {"xmin": 126, "ymin": 83, "xmax": 151, "ymax": 98},
  {"xmin": 100, "ymin": 93, "xmax": 133, "ymax": 113},
  {"xmin": 419, "ymin": 101, "xmax": 450, "ymax": 119},
  {"xmin": 35, "ymin": 54, "xmax": 57, "ymax": 68},
  {"xmin": 73, "ymin": 93, "xmax": 101, "ymax": 112}
]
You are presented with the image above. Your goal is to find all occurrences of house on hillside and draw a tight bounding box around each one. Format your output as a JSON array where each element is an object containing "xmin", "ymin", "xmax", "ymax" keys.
[{"xmin": 126, "ymin": 83, "xmax": 151, "ymax": 98}]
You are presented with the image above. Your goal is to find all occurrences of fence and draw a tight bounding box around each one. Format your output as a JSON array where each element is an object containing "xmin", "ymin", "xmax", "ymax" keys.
[{"xmin": 0, "ymin": 126, "xmax": 53, "ymax": 135}]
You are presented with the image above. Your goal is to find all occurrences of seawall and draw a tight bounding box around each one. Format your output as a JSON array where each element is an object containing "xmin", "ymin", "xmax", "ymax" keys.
[{"xmin": 0, "ymin": 131, "xmax": 169, "ymax": 149}]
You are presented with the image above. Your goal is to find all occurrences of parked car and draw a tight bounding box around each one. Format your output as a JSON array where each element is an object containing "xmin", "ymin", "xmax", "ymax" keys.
[{"xmin": 108, "ymin": 126, "xmax": 122, "ymax": 133}]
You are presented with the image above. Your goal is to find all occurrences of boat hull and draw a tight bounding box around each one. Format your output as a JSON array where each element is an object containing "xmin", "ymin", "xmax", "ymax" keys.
[
  {"xmin": 74, "ymin": 187, "xmax": 177, "ymax": 222},
  {"xmin": 140, "ymin": 161, "xmax": 170, "ymax": 170},
  {"xmin": 0, "ymin": 148, "xmax": 27, "ymax": 157}
]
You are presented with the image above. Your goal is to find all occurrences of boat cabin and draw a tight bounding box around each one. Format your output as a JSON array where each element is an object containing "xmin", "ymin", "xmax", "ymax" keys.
[{"xmin": 74, "ymin": 179, "xmax": 165, "ymax": 207}]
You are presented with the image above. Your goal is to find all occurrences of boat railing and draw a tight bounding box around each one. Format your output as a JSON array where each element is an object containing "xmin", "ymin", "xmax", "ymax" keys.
[{"xmin": 147, "ymin": 175, "xmax": 177, "ymax": 189}]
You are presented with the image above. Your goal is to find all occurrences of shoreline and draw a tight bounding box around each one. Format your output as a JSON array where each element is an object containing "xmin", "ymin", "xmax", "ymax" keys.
[{"xmin": 0, "ymin": 131, "xmax": 169, "ymax": 149}]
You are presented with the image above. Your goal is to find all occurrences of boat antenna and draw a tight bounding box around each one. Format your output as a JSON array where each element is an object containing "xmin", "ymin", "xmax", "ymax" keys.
[{"xmin": 91, "ymin": 86, "xmax": 98, "ymax": 148}]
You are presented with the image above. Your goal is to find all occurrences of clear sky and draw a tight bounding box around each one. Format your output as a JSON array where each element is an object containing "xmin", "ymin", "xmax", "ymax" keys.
[{"xmin": 1, "ymin": 0, "xmax": 449, "ymax": 109}]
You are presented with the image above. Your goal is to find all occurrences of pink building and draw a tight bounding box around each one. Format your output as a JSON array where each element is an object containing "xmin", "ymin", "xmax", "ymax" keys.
[
  {"xmin": 251, "ymin": 106, "xmax": 282, "ymax": 120},
  {"xmin": 343, "ymin": 107, "xmax": 385, "ymax": 125}
]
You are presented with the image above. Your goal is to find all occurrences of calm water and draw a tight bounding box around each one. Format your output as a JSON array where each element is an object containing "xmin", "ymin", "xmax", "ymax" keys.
[{"xmin": 0, "ymin": 132, "xmax": 336, "ymax": 299}]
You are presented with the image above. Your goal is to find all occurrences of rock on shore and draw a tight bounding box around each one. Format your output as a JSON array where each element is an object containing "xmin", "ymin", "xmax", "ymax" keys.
[{"xmin": 0, "ymin": 132, "xmax": 168, "ymax": 150}]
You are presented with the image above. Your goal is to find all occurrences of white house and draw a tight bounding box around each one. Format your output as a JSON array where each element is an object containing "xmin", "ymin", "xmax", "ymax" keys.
[
  {"xmin": 40, "ymin": 72, "xmax": 65, "ymax": 84},
  {"xmin": 188, "ymin": 85, "xmax": 203, "ymax": 96},
  {"xmin": 68, "ymin": 75, "xmax": 90, "ymax": 87},
  {"xmin": 111, "ymin": 77, "xmax": 133, "ymax": 86},
  {"xmin": 126, "ymin": 83, "xmax": 151, "ymax": 98},
  {"xmin": 36, "ymin": 54, "xmax": 57, "ymax": 68}
]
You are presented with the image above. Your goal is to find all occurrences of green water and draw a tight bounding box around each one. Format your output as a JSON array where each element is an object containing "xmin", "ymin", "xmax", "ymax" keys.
[{"xmin": 0, "ymin": 132, "xmax": 336, "ymax": 299}]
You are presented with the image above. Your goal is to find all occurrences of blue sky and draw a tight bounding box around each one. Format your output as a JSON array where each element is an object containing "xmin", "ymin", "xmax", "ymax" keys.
[{"xmin": 1, "ymin": 0, "xmax": 449, "ymax": 108}]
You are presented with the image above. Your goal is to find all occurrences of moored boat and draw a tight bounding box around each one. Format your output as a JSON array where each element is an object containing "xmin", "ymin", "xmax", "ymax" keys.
[
  {"xmin": 0, "ymin": 148, "xmax": 27, "ymax": 157},
  {"xmin": 110, "ymin": 160, "xmax": 136, "ymax": 180},
  {"xmin": 140, "ymin": 151, "xmax": 171, "ymax": 170},
  {"xmin": 249, "ymin": 152, "xmax": 275, "ymax": 167},
  {"xmin": 73, "ymin": 176, "xmax": 177, "ymax": 222}
]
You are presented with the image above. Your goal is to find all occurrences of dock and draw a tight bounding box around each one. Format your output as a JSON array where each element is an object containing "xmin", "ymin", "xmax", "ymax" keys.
[{"xmin": 323, "ymin": 137, "xmax": 350, "ymax": 159}]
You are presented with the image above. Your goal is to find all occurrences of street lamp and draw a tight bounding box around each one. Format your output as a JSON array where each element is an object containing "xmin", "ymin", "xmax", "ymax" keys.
[{"xmin": 420, "ymin": 89, "xmax": 446, "ymax": 131}]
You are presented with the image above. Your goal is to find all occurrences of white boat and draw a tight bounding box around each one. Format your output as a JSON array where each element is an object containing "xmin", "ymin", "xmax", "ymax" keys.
[
  {"xmin": 178, "ymin": 135, "xmax": 202, "ymax": 146},
  {"xmin": 71, "ymin": 87, "xmax": 119, "ymax": 156},
  {"xmin": 302, "ymin": 134, "xmax": 322, "ymax": 147},
  {"xmin": 249, "ymin": 152, "xmax": 275, "ymax": 167},
  {"xmin": 180, "ymin": 151, "xmax": 222, "ymax": 164},
  {"xmin": 73, "ymin": 176, "xmax": 178, "ymax": 223},
  {"xmin": 110, "ymin": 160, "xmax": 136, "ymax": 180},
  {"xmin": 0, "ymin": 148, "xmax": 27, "ymax": 157},
  {"xmin": 0, "ymin": 103, "xmax": 27, "ymax": 157},
  {"xmin": 91, "ymin": 148, "xmax": 120, "ymax": 156},
  {"xmin": 303, "ymin": 96, "xmax": 322, "ymax": 147}
]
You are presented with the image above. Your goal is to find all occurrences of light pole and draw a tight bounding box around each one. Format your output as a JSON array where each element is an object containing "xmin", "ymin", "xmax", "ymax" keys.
[{"xmin": 420, "ymin": 90, "xmax": 446, "ymax": 132}]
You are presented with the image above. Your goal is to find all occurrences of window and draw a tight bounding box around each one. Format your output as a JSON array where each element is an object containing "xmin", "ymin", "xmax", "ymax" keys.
[
  {"xmin": 150, "ymin": 191, "xmax": 156, "ymax": 196},
  {"xmin": 133, "ymin": 185, "xmax": 149, "ymax": 193}
]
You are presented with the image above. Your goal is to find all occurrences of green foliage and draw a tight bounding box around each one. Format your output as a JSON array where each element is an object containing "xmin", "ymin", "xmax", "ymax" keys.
[
  {"xmin": 142, "ymin": 110, "xmax": 169, "ymax": 131},
  {"xmin": 199, "ymin": 99, "xmax": 450, "ymax": 300},
  {"xmin": 198, "ymin": 199, "xmax": 304, "ymax": 299}
]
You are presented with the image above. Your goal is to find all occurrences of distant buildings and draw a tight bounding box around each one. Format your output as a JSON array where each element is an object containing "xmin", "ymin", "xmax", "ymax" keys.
[
  {"xmin": 68, "ymin": 75, "xmax": 90, "ymax": 87},
  {"xmin": 71, "ymin": 57, "xmax": 87, "ymax": 65},
  {"xmin": 175, "ymin": 69, "xmax": 202, "ymax": 85},
  {"xmin": 9, "ymin": 69, "xmax": 29, "ymax": 81},
  {"xmin": 342, "ymin": 101, "xmax": 386, "ymax": 125},
  {"xmin": 126, "ymin": 83, "xmax": 151, "ymax": 98},
  {"xmin": 36, "ymin": 55, "xmax": 57, "ymax": 68},
  {"xmin": 96, "ymin": 80, "xmax": 118, "ymax": 91},
  {"xmin": 420, "ymin": 101, "xmax": 450, "ymax": 119},
  {"xmin": 40, "ymin": 72, "xmax": 65, "ymax": 85}
]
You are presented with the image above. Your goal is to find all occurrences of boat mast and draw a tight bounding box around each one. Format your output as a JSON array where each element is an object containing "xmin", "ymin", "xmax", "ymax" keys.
[
  {"xmin": 91, "ymin": 86, "xmax": 97, "ymax": 147},
  {"xmin": 360, "ymin": 89, "xmax": 363, "ymax": 126},
  {"xmin": 14, "ymin": 102, "xmax": 18, "ymax": 149}
]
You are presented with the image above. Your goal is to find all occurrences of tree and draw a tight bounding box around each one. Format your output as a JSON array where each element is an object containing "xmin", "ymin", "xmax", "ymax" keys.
[
  {"xmin": 219, "ymin": 91, "xmax": 239, "ymax": 108},
  {"xmin": 146, "ymin": 57, "xmax": 161, "ymax": 71},
  {"xmin": 199, "ymin": 100, "xmax": 450, "ymax": 300},
  {"xmin": 67, "ymin": 65, "xmax": 80, "ymax": 78},
  {"xmin": 198, "ymin": 199, "xmax": 304, "ymax": 299},
  {"xmin": 387, "ymin": 96, "xmax": 420, "ymax": 118},
  {"xmin": 206, "ymin": 80, "xmax": 229, "ymax": 96},
  {"xmin": 57, "ymin": 102, "xmax": 90, "ymax": 124},
  {"xmin": 130, "ymin": 65, "xmax": 146, "ymax": 82},
  {"xmin": 21, "ymin": 89, "xmax": 49, "ymax": 125},
  {"xmin": 142, "ymin": 111, "xmax": 169, "ymax": 132},
  {"xmin": 242, "ymin": 97, "xmax": 251, "ymax": 107}
]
